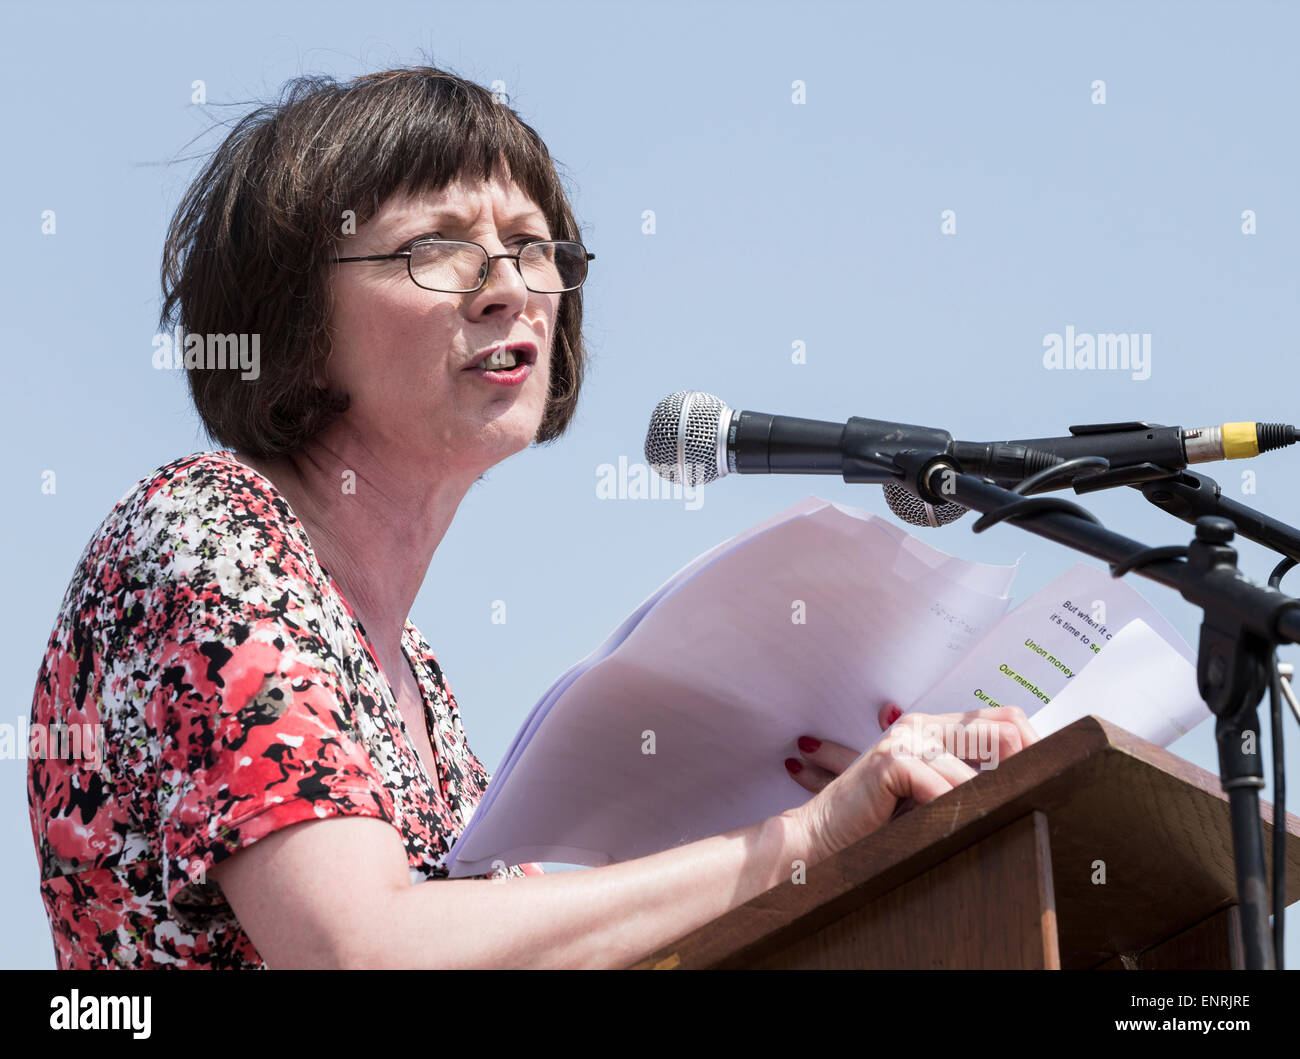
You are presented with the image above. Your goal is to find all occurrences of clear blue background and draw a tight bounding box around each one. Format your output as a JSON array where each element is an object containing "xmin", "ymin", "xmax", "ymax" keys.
[{"xmin": 4, "ymin": 0, "xmax": 1299, "ymax": 968}]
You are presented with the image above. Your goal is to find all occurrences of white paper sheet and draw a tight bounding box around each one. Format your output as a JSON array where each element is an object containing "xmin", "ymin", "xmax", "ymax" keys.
[
  {"xmin": 447, "ymin": 497, "xmax": 1016, "ymax": 873},
  {"xmin": 445, "ymin": 498, "xmax": 1206, "ymax": 875},
  {"xmin": 906, "ymin": 562, "xmax": 1194, "ymax": 723},
  {"xmin": 1027, "ymin": 617, "xmax": 1206, "ymax": 745}
]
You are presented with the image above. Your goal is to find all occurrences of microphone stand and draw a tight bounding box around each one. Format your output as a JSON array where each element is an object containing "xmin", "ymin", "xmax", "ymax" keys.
[
  {"xmin": 1059, "ymin": 463, "xmax": 1298, "ymax": 969},
  {"xmin": 856, "ymin": 446, "xmax": 1300, "ymax": 970},
  {"xmin": 1065, "ymin": 463, "xmax": 1300, "ymax": 567},
  {"xmin": 1012, "ymin": 462, "xmax": 1300, "ymax": 722}
]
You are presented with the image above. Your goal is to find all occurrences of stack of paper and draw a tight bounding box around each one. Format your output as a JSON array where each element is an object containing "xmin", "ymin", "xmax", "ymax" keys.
[{"xmin": 445, "ymin": 497, "xmax": 1204, "ymax": 875}]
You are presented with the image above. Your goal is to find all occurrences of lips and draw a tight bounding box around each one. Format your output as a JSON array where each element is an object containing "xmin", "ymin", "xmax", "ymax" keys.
[{"xmin": 466, "ymin": 342, "xmax": 538, "ymax": 371}]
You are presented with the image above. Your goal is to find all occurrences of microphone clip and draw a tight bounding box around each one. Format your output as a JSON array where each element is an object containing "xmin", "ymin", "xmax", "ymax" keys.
[{"xmin": 889, "ymin": 450, "xmax": 965, "ymax": 506}]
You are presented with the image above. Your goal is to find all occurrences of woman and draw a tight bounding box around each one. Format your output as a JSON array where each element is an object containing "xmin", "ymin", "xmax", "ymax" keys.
[{"xmin": 27, "ymin": 66, "xmax": 1037, "ymax": 969}]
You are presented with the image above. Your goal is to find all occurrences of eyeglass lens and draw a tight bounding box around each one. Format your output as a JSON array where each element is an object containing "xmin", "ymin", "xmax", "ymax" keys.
[{"xmin": 409, "ymin": 240, "xmax": 587, "ymax": 292}]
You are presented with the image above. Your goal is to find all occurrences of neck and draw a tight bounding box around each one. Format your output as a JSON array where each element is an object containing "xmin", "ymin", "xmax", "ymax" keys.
[{"xmin": 234, "ymin": 425, "xmax": 479, "ymax": 672}]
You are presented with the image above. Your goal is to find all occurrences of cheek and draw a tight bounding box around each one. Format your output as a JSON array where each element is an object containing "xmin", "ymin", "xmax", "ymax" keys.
[
  {"xmin": 535, "ymin": 329, "xmax": 558, "ymax": 399},
  {"xmin": 335, "ymin": 294, "xmax": 455, "ymax": 388},
  {"xmin": 538, "ymin": 297, "xmax": 562, "ymax": 377}
]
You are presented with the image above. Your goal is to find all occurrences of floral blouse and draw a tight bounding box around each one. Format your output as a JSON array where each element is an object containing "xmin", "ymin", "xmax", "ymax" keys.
[{"xmin": 28, "ymin": 449, "xmax": 541, "ymax": 969}]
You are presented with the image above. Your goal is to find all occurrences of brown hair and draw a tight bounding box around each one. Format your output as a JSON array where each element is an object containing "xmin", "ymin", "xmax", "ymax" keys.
[{"xmin": 160, "ymin": 66, "xmax": 588, "ymax": 459}]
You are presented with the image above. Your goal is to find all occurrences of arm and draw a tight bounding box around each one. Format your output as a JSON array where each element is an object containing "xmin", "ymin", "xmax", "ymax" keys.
[
  {"xmin": 209, "ymin": 807, "xmax": 816, "ymax": 970},
  {"xmin": 211, "ymin": 700, "xmax": 1039, "ymax": 969}
]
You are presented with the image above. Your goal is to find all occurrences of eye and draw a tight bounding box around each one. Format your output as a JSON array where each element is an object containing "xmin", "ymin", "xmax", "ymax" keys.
[
  {"xmin": 399, "ymin": 233, "xmax": 441, "ymax": 252},
  {"xmin": 401, "ymin": 233, "xmax": 546, "ymax": 252}
]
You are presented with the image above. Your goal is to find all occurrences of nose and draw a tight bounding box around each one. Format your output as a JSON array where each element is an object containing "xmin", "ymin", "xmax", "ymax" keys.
[
  {"xmin": 479, "ymin": 252, "xmax": 525, "ymax": 288},
  {"xmin": 468, "ymin": 250, "xmax": 529, "ymax": 317}
]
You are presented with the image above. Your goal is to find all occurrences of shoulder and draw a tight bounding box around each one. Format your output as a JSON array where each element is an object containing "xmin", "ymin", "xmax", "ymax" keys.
[
  {"xmin": 67, "ymin": 450, "xmax": 304, "ymax": 575},
  {"xmin": 119, "ymin": 449, "xmax": 314, "ymax": 586},
  {"xmin": 125, "ymin": 449, "xmax": 308, "ymax": 567},
  {"xmin": 52, "ymin": 450, "xmax": 336, "ymax": 658}
]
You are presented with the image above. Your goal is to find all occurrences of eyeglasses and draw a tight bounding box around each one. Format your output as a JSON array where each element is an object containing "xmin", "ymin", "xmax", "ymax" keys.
[{"xmin": 335, "ymin": 238, "xmax": 595, "ymax": 293}]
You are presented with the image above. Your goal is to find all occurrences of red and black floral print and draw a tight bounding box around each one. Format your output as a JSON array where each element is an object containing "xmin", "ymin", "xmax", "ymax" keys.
[{"xmin": 28, "ymin": 450, "xmax": 540, "ymax": 969}]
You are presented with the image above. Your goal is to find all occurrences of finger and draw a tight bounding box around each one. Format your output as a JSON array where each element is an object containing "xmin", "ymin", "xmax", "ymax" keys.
[
  {"xmin": 881, "ymin": 753, "xmax": 960, "ymax": 808},
  {"xmin": 964, "ymin": 705, "xmax": 1039, "ymax": 748},
  {"xmin": 884, "ymin": 723, "xmax": 982, "ymax": 788},
  {"xmin": 921, "ymin": 747, "xmax": 981, "ymax": 788},
  {"xmin": 883, "ymin": 747, "xmax": 979, "ymax": 812},
  {"xmin": 795, "ymin": 735, "xmax": 859, "ymax": 775},
  {"xmin": 946, "ymin": 716, "xmax": 1025, "ymax": 762},
  {"xmin": 910, "ymin": 706, "xmax": 1040, "ymax": 763},
  {"xmin": 941, "ymin": 717, "xmax": 1023, "ymax": 769},
  {"xmin": 784, "ymin": 756, "xmax": 837, "ymax": 794},
  {"xmin": 1014, "ymin": 706, "xmax": 1041, "ymax": 744},
  {"xmin": 913, "ymin": 705, "xmax": 1037, "ymax": 748},
  {"xmin": 877, "ymin": 700, "xmax": 904, "ymax": 732}
]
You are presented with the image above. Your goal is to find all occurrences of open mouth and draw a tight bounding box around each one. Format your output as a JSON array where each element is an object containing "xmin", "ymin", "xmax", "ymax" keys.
[{"xmin": 471, "ymin": 343, "xmax": 538, "ymax": 373}]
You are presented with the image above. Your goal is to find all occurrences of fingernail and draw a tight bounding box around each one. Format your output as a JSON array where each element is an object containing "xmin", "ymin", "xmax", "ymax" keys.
[
  {"xmin": 784, "ymin": 757, "xmax": 803, "ymax": 774},
  {"xmin": 886, "ymin": 705, "xmax": 903, "ymax": 727},
  {"xmin": 797, "ymin": 736, "xmax": 821, "ymax": 754}
]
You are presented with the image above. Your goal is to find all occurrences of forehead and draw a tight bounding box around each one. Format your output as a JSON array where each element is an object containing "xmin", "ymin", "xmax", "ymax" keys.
[{"xmin": 370, "ymin": 176, "xmax": 546, "ymax": 231}]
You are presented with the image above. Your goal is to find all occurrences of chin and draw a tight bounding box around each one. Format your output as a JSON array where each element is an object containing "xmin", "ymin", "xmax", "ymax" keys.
[{"xmin": 479, "ymin": 407, "xmax": 546, "ymax": 462}]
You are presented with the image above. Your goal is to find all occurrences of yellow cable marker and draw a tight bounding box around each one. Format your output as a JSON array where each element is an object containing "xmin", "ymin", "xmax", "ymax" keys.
[{"xmin": 1222, "ymin": 422, "xmax": 1259, "ymax": 460}]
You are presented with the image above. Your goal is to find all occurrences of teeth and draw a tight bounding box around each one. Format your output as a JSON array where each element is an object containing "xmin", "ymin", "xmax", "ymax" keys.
[{"xmin": 482, "ymin": 347, "xmax": 519, "ymax": 370}]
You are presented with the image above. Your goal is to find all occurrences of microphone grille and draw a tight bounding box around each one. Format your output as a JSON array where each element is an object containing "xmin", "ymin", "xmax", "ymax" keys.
[
  {"xmin": 882, "ymin": 481, "xmax": 967, "ymax": 528},
  {"xmin": 645, "ymin": 391, "xmax": 729, "ymax": 485}
]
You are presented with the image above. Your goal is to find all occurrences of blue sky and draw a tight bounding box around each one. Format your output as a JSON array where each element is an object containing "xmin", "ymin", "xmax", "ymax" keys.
[{"xmin": 3, "ymin": 0, "xmax": 1299, "ymax": 968}]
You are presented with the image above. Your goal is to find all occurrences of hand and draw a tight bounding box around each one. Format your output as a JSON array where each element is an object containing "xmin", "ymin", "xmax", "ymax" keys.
[{"xmin": 783, "ymin": 700, "xmax": 1040, "ymax": 864}]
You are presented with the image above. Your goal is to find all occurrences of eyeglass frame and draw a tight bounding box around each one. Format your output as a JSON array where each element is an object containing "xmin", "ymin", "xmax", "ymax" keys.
[{"xmin": 334, "ymin": 237, "xmax": 596, "ymax": 293}]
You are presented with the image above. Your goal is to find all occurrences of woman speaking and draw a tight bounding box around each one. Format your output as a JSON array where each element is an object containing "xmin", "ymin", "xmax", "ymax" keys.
[{"xmin": 27, "ymin": 66, "xmax": 1037, "ymax": 969}]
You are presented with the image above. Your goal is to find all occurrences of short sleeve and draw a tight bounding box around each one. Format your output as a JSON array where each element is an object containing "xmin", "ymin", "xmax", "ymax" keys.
[
  {"xmin": 119, "ymin": 454, "xmax": 398, "ymax": 928},
  {"xmin": 156, "ymin": 616, "xmax": 397, "ymax": 928}
]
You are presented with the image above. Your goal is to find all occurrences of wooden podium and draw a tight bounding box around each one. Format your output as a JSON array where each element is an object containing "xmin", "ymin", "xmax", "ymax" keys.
[{"xmin": 633, "ymin": 716, "xmax": 1300, "ymax": 969}]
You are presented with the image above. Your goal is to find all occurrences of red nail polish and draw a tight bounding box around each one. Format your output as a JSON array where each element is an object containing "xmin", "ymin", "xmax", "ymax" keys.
[
  {"xmin": 886, "ymin": 706, "xmax": 903, "ymax": 726},
  {"xmin": 784, "ymin": 757, "xmax": 803, "ymax": 774},
  {"xmin": 797, "ymin": 736, "xmax": 820, "ymax": 754}
]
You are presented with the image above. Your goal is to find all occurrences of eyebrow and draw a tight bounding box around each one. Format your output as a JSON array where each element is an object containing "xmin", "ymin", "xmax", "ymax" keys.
[{"xmin": 398, "ymin": 208, "xmax": 547, "ymax": 230}]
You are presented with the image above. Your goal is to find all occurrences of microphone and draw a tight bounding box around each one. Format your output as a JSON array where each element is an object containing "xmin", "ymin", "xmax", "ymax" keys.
[
  {"xmin": 881, "ymin": 481, "xmax": 968, "ymax": 528},
  {"xmin": 960, "ymin": 421, "xmax": 1299, "ymax": 481},
  {"xmin": 643, "ymin": 391, "xmax": 968, "ymax": 527},
  {"xmin": 644, "ymin": 391, "xmax": 1298, "ymax": 487},
  {"xmin": 643, "ymin": 391, "xmax": 952, "ymax": 485}
]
